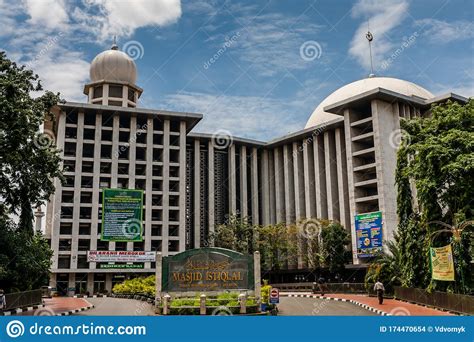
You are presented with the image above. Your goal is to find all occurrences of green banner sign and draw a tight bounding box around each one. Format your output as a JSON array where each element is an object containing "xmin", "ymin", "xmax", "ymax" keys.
[
  {"xmin": 99, "ymin": 264, "xmax": 144, "ymax": 269},
  {"xmin": 102, "ymin": 188, "xmax": 143, "ymax": 242}
]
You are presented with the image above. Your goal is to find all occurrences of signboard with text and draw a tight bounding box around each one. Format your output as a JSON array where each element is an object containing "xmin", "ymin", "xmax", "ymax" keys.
[
  {"xmin": 162, "ymin": 248, "xmax": 254, "ymax": 292},
  {"xmin": 102, "ymin": 188, "xmax": 143, "ymax": 241},
  {"xmin": 355, "ymin": 211, "xmax": 383, "ymax": 257},
  {"xmin": 430, "ymin": 244, "xmax": 455, "ymax": 281},
  {"xmin": 87, "ymin": 251, "xmax": 155, "ymax": 263}
]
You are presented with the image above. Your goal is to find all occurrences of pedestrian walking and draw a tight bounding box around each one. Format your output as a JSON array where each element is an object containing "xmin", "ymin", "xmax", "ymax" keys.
[
  {"xmin": 0, "ymin": 289, "xmax": 6, "ymax": 312},
  {"xmin": 373, "ymin": 280, "xmax": 385, "ymax": 304},
  {"xmin": 317, "ymin": 276, "xmax": 327, "ymax": 296}
]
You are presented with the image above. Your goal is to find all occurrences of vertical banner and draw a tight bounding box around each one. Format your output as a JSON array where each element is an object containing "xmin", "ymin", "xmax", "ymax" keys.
[
  {"xmin": 355, "ymin": 211, "xmax": 383, "ymax": 257},
  {"xmin": 102, "ymin": 189, "xmax": 143, "ymax": 241},
  {"xmin": 430, "ymin": 244, "xmax": 455, "ymax": 281}
]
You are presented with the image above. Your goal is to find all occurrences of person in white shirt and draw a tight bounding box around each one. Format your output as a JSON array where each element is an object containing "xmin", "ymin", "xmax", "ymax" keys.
[{"xmin": 373, "ymin": 280, "xmax": 385, "ymax": 304}]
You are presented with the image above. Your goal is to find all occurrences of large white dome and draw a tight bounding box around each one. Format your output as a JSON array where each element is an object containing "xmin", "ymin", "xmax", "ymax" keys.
[
  {"xmin": 305, "ymin": 77, "xmax": 434, "ymax": 128},
  {"xmin": 90, "ymin": 45, "xmax": 137, "ymax": 84}
]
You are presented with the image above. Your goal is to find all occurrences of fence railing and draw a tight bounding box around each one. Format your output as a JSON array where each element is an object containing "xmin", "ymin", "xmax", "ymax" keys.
[
  {"xmin": 275, "ymin": 282, "xmax": 366, "ymax": 293},
  {"xmin": 394, "ymin": 286, "xmax": 474, "ymax": 315},
  {"xmin": 3, "ymin": 289, "xmax": 43, "ymax": 311}
]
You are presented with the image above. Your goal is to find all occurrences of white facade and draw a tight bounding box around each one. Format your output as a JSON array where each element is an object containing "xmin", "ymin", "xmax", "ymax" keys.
[{"xmin": 44, "ymin": 45, "xmax": 467, "ymax": 295}]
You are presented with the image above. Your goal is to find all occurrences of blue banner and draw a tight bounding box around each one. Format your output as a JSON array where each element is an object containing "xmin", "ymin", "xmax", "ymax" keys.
[
  {"xmin": 0, "ymin": 316, "xmax": 471, "ymax": 342},
  {"xmin": 355, "ymin": 211, "xmax": 383, "ymax": 257}
]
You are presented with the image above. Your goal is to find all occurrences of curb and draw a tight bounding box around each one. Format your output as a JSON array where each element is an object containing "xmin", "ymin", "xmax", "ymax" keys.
[
  {"xmin": 73, "ymin": 295, "xmax": 108, "ymax": 299},
  {"xmin": 283, "ymin": 293, "xmax": 388, "ymax": 316},
  {"xmin": 56, "ymin": 303, "xmax": 95, "ymax": 316},
  {"xmin": 1, "ymin": 304, "xmax": 46, "ymax": 316}
]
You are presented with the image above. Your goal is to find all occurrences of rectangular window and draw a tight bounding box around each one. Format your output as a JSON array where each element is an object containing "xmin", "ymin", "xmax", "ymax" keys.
[
  {"xmin": 83, "ymin": 128, "xmax": 95, "ymax": 140},
  {"xmin": 66, "ymin": 112, "xmax": 78, "ymax": 124},
  {"xmin": 77, "ymin": 256, "xmax": 89, "ymax": 269},
  {"xmin": 93, "ymin": 85, "xmax": 103, "ymax": 99},
  {"xmin": 65, "ymin": 127, "xmax": 77, "ymax": 139},
  {"xmin": 101, "ymin": 113, "xmax": 114, "ymax": 127},
  {"xmin": 80, "ymin": 191, "xmax": 93, "ymax": 203},
  {"xmin": 63, "ymin": 160, "xmax": 75, "ymax": 172},
  {"xmin": 119, "ymin": 115, "xmax": 130, "ymax": 129},
  {"xmin": 59, "ymin": 222, "xmax": 73, "ymax": 235},
  {"xmin": 79, "ymin": 223, "xmax": 91, "ymax": 235},
  {"xmin": 81, "ymin": 176, "xmax": 93, "ymax": 188},
  {"xmin": 82, "ymin": 161, "xmax": 94, "ymax": 173},
  {"xmin": 153, "ymin": 118, "xmax": 163, "ymax": 131},
  {"xmin": 84, "ymin": 113, "xmax": 96, "ymax": 126},
  {"xmin": 59, "ymin": 239, "xmax": 71, "ymax": 251},
  {"xmin": 58, "ymin": 256, "xmax": 71, "ymax": 268},
  {"xmin": 64, "ymin": 142, "xmax": 76, "ymax": 157},
  {"xmin": 101, "ymin": 145, "xmax": 112, "ymax": 159},
  {"xmin": 78, "ymin": 239, "xmax": 90, "ymax": 251},
  {"xmin": 60, "ymin": 206, "xmax": 73, "ymax": 219},
  {"xmin": 100, "ymin": 162, "xmax": 112, "ymax": 174},
  {"xmin": 99, "ymin": 177, "xmax": 110, "ymax": 188},
  {"xmin": 101, "ymin": 130, "xmax": 113, "ymax": 141},
  {"xmin": 128, "ymin": 88, "xmax": 135, "ymax": 101},
  {"xmin": 136, "ymin": 147, "xmax": 146, "ymax": 161},
  {"xmin": 151, "ymin": 225, "xmax": 162, "ymax": 236},
  {"xmin": 135, "ymin": 163, "xmax": 146, "ymax": 176},
  {"xmin": 151, "ymin": 240, "xmax": 162, "ymax": 251},
  {"xmin": 119, "ymin": 131, "xmax": 130, "ymax": 142},
  {"xmin": 82, "ymin": 143, "xmax": 95, "ymax": 158},
  {"xmin": 169, "ymin": 240, "xmax": 179, "ymax": 252},
  {"xmin": 79, "ymin": 207, "xmax": 92, "ymax": 219},
  {"xmin": 109, "ymin": 84, "xmax": 123, "ymax": 98},
  {"xmin": 118, "ymin": 163, "xmax": 129, "ymax": 175},
  {"xmin": 153, "ymin": 134, "xmax": 163, "ymax": 145},
  {"xmin": 61, "ymin": 191, "xmax": 74, "ymax": 203}
]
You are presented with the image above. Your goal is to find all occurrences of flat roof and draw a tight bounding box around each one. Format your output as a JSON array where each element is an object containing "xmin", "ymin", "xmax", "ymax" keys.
[{"xmin": 58, "ymin": 102, "xmax": 203, "ymax": 132}]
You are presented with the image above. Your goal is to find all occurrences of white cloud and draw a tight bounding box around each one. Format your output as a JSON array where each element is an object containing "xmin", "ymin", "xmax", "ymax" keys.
[
  {"xmin": 1, "ymin": 0, "xmax": 183, "ymax": 101},
  {"xmin": 349, "ymin": 0, "xmax": 409, "ymax": 72},
  {"xmin": 415, "ymin": 19, "xmax": 474, "ymax": 43},
  {"xmin": 24, "ymin": 0, "xmax": 69, "ymax": 29},
  {"xmin": 80, "ymin": 0, "xmax": 182, "ymax": 39}
]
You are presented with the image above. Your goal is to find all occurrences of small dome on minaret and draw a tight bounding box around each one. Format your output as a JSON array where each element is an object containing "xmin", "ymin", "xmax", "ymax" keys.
[{"xmin": 89, "ymin": 43, "xmax": 137, "ymax": 84}]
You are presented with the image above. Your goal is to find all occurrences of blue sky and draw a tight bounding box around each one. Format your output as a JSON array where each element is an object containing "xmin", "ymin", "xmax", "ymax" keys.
[{"xmin": 1, "ymin": 0, "xmax": 473, "ymax": 140}]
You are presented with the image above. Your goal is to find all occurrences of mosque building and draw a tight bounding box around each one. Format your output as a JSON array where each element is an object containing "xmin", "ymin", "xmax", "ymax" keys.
[{"xmin": 43, "ymin": 43, "xmax": 468, "ymax": 295}]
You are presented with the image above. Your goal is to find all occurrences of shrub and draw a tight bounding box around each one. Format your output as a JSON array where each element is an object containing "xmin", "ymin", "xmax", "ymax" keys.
[{"xmin": 112, "ymin": 275, "xmax": 155, "ymax": 296}]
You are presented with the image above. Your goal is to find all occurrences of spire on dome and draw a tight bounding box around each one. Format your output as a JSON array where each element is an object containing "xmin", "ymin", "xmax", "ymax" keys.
[
  {"xmin": 366, "ymin": 20, "xmax": 375, "ymax": 78},
  {"xmin": 111, "ymin": 35, "xmax": 118, "ymax": 50}
]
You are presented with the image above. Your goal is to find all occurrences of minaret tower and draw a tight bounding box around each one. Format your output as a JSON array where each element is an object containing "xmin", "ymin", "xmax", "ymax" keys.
[{"xmin": 83, "ymin": 39, "xmax": 143, "ymax": 108}]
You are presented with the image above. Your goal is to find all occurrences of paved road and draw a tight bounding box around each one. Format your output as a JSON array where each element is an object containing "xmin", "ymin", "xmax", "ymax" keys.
[
  {"xmin": 75, "ymin": 297, "xmax": 156, "ymax": 316},
  {"xmin": 278, "ymin": 297, "xmax": 377, "ymax": 316}
]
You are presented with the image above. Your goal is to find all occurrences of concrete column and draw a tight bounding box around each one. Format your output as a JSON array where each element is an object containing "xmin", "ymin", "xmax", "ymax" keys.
[
  {"xmin": 335, "ymin": 127, "xmax": 350, "ymax": 230},
  {"xmin": 273, "ymin": 147, "xmax": 285, "ymax": 223},
  {"xmin": 144, "ymin": 116, "xmax": 154, "ymax": 261},
  {"xmin": 105, "ymin": 273, "xmax": 112, "ymax": 294},
  {"xmin": 161, "ymin": 120, "xmax": 170, "ymax": 255},
  {"xmin": 239, "ymin": 146, "xmax": 248, "ymax": 218},
  {"xmin": 68, "ymin": 273, "xmax": 75, "ymax": 296},
  {"xmin": 250, "ymin": 147, "xmax": 259, "ymax": 225},
  {"xmin": 303, "ymin": 139, "xmax": 316, "ymax": 219},
  {"xmin": 268, "ymin": 150, "xmax": 276, "ymax": 224},
  {"xmin": 193, "ymin": 139, "xmax": 201, "ymax": 248},
  {"xmin": 253, "ymin": 251, "xmax": 261, "ymax": 311},
  {"xmin": 228, "ymin": 144, "xmax": 237, "ymax": 215},
  {"xmin": 324, "ymin": 131, "xmax": 339, "ymax": 221},
  {"xmin": 87, "ymin": 273, "xmax": 94, "ymax": 294},
  {"xmin": 89, "ymin": 113, "xmax": 102, "ymax": 269},
  {"xmin": 283, "ymin": 144, "xmax": 295, "ymax": 224},
  {"xmin": 71, "ymin": 111, "xmax": 85, "ymax": 269},
  {"xmin": 261, "ymin": 149, "xmax": 270, "ymax": 225},
  {"xmin": 207, "ymin": 142, "xmax": 215, "ymax": 236},
  {"xmin": 178, "ymin": 121, "xmax": 187, "ymax": 251},
  {"xmin": 343, "ymin": 109, "xmax": 358, "ymax": 264},
  {"xmin": 127, "ymin": 115, "xmax": 137, "ymax": 252},
  {"xmin": 292, "ymin": 142, "xmax": 305, "ymax": 268},
  {"xmin": 313, "ymin": 135, "xmax": 327, "ymax": 219},
  {"xmin": 200, "ymin": 294, "xmax": 206, "ymax": 315},
  {"xmin": 155, "ymin": 252, "xmax": 162, "ymax": 312},
  {"xmin": 372, "ymin": 99, "xmax": 400, "ymax": 252}
]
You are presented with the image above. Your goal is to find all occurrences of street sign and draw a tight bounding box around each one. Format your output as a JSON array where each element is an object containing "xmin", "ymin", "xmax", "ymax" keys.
[{"xmin": 270, "ymin": 288, "xmax": 279, "ymax": 304}]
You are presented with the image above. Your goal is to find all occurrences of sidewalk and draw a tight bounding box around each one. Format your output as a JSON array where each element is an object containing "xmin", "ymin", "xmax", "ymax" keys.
[
  {"xmin": 282, "ymin": 292, "xmax": 455, "ymax": 316},
  {"xmin": 16, "ymin": 297, "xmax": 94, "ymax": 316}
]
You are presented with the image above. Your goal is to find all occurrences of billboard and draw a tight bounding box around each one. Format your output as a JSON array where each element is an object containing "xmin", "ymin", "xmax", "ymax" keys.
[
  {"xmin": 355, "ymin": 211, "xmax": 383, "ymax": 257},
  {"xmin": 87, "ymin": 251, "xmax": 156, "ymax": 263},
  {"xmin": 102, "ymin": 188, "xmax": 143, "ymax": 241},
  {"xmin": 430, "ymin": 244, "xmax": 455, "ymax": 281}
]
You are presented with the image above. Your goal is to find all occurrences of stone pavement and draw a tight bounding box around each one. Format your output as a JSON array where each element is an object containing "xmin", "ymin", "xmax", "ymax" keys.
[
  {"xmin": 15, "ymin": 297, "xmax": 94, "ymax": 316},
  {"xmin": 282, "ymin": 292, "xmax": 455, "ymax": 316}
]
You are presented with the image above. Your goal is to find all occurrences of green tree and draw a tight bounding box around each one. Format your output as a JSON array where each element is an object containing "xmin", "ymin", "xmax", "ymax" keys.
[
  {"xmin": 0, "ymin": 51, "xmax": 63, "ymax": 233},
  {"xmin": 320, "ymin": 221, "xmax": 350, "ymax": 276},
  {"xmin": 209, "ymin": 214, "xmax": 257, "ymax": 254},
  {"xmin": 395, "ymin": 99, "xmax": 474, "ymax": 293},
  {"xmin": 257, "ymin": 223, "xmax": 298, "ymax": 271},
  {"xmin": 0, "ymin": 217, "xmax": 53, "ymax": 292},
  {"xmin": 364, "ymin": 241, "xmax": 402, "ymax": 295}
]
